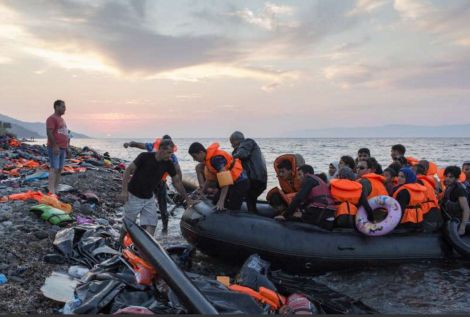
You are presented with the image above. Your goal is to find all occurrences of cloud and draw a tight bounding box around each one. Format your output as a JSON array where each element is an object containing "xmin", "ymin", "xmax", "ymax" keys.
[
  {"xmin": 393, "ymin": 0, "xmax": 470, "ymax": 46},
  {"xmin": 1, "ymin": 1, "xmax": 237, "ymax": 75},
  {"xmin": 323, "ymin": 56, "xmax": 470, "ymax": 90},
  {"xmin": 150, "ymin": 63, "xmax": 300, "ymax": 88},
  {"xmin": 347, "ymin": 0, "xmax": 389, "ymax": 16},
  {"xmin": 323, "ymin": 64, "xmax": 382, "ymax": 88},
  {"xmin": 229, "ymin": 2, "xmax": 296, "ymax": 30},
  {"xmin": 391, "ymin": 57, "xmax": 470, "ymax": 90}
]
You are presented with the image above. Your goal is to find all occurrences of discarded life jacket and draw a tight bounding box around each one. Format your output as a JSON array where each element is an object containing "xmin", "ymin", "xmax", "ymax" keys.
[
  {"xmin": 205, "ymin": 143, "xmax": 243, "ymax": 184},
  {"xmin": 2, "ymin": 190, "xmax": 72, "ymax": 213},
  {"xmin": 330, "ymin": 179, "xmax": 362, "ymax": 216},
  {"xmin": 30, "ymin": 204, "xmax": 73, "ymax": 226},
  {"xmin": 62, "ymin": 166, "xmax": 87, "ymax": 174},
  {"xmin": 281, "ymin": 293, "xmax": 317, "ymax": 315},
  {"xmin": 8, "ymin": 139, "xmax": 21, "ymax": 147},
  {"xmin": 304, "ymin": 174, "xmax": 336, "ymax": 210},
  {"xmin": 229, "ymin": 284, "xmax": 286, "ymax": 310},
  {"xmin": 122, "ymin": 248, "xmax": 156, "ymax": 286},
  {"xmin": 360, "ymin": 173, "xmax": 388, "ymax": 199},
  {"xmin": 393, "ymin": 183, "xmax": 428, "ymax": 224}
]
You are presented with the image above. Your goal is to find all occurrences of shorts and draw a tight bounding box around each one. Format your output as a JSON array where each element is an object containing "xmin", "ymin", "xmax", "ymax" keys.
[
  {"xmin": 48, "ymin": 147, "xmax": 66, "ymax": 170},
  {"xmin": 124, "ymin": 192, "xmax": 158, "ymax": 227}
]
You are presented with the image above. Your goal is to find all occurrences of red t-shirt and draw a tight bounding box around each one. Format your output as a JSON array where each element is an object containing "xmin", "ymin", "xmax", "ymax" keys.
[{"xmin": 46, "ymin": 113, "xmax": 69, "ymax": 148}]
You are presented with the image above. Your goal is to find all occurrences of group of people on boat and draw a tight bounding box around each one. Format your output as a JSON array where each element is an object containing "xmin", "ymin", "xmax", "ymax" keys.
[
  {"xmin": 118, "ymin": 130, "xmax": 470, "ymax": 236},
  {"xmin": 265, "ymin": 145, "xmax": 470, "ymax": 235}
]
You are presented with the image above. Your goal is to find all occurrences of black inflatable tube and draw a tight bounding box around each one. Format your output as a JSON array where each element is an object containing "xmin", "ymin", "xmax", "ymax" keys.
[
  {"xmin": 181, "ymin": 200, "xmax": 447, "ymax": 273},
  {"xmin": 123, "ymin": 218, "xmax": 219, "ymax": 315},
  {"xmin": 443, "ymin": 219, "xmax": 470, "ymax": 259}
]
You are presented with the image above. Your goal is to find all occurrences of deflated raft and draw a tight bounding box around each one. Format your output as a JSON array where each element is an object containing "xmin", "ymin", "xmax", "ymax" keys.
[{"xmin": 180, "ymin": 199, "xmax": 452, "ymax": 273}]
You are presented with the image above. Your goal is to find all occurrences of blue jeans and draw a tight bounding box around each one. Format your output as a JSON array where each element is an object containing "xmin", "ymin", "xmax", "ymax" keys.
[{"xmin": 48, "ymin": 147, "xmax": 66, "ymax": 170}]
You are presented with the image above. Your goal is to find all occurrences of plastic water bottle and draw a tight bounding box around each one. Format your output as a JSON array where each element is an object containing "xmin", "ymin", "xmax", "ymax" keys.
[
  {"xmin": 0, "ymin": 274, "xmax": 7, "ymax": 285},
  {"xmin": 62, "ymin": 297, "xmax": 82, "ymax": 314}
]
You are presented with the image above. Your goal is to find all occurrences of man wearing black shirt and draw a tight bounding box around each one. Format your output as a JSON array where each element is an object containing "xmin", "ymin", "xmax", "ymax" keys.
[
  {"xmin": 441, "ymin": 166, "xmax": 470, "ymax": 235},
  {"xmin": 119, "ymin": 140, "xmax": 191, "ymax": 235}
]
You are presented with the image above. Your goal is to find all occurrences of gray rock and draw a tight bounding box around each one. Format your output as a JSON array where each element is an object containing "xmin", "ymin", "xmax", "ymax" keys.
[
  {"xmin": 34, "ymin": 230, "xmax": 49, "ymax": 240},
  {"xmin": 96, "ymin": 218, "xmax": 109, "ymax": 226},
  {"xmin": 72, "ymin": 201, "xmax": 81, "ymax": 210},
  {"xmin": 80, "ymin": 203, "xmax": 95, "ymax": 215},
  {"xmin": 0, "ymin": 211, "xmax": 12, "ymax": 222},
  {"xmin": 51, "ymin": 225, "xmax": 61, "ymax": 231},
  {"xmin": 2, "ymin": 221, "xmax": 13, "ymax": 227},
  {"xmin": 8, "ymin": 276, "xmax": 26, "ymax": 284}
]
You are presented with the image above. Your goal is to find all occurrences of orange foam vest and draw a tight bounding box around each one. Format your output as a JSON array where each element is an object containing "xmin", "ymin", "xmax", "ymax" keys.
[
  {"xmin": 330, "ymin": 179, "xmax": 362, "ymax": 217},
  {"xmin": 393, "ymin": 183, "xmax": 427, "ymax": 223},
  {"xmin": 361, "ymin": 173, "xmax": 388, "ymax": 199},
  {"xmin": 205, "ymin": 143, "xmax": 243, "ymax": 185}
]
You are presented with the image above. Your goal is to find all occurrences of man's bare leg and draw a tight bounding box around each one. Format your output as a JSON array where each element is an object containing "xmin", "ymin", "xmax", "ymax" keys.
[
  {"xmin": 48, "ymin": 170, "xmax": 57, "ymax": 194},
  {"xmin": 54, "ymin": 169, "xmax": 62, "ymax": 193},
  {"xmin": 144, "ymin": 225, "xmax": 156, "ymax": 237}
]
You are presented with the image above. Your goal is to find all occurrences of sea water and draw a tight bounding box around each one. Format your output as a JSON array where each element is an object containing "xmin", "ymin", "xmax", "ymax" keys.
[{"xmin": 36, "ymin": 137, "xmax": 470, "ymax": 313}]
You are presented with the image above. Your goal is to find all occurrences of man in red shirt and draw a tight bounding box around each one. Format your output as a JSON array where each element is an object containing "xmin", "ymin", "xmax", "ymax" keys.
[{"xmin": 46, "ymin": 100, "xmax": 69, "ymax": 194}]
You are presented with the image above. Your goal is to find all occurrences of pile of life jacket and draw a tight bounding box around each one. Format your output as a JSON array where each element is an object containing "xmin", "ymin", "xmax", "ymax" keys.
[{"xmin": 0, "ymin": 190, "xmax": 72, "ymax": 213}]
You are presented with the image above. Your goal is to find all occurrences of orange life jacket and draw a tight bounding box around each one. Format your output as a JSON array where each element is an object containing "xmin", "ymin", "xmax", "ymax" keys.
[
  {"xmin": 417, "ymin": 176, "xmax": 439, "ymax": 214},
  {"xmin": 122, "ymin": 249, "xmax": 156, "ymax": 286},
  {"xmin": 361, "ymin": 173, "xmax": 388, "ymax": 199},
  {"xmin": 8, "ymin": 139, "xmax": 21, "ymax": 147},
  {"xmin": 266, "ymin": 187, "xmax": 297, "ymax": 205},
  {"xmin": 203, "ymin": 165, "xmax": 217, "ymax": 181},
  {"xmin": 437, "ymin": 168, "xmax": 466, "ymax": 183},
  {"xmin": 427, "ymin": 161, "xmax": 438, "ymax": 176},
  {"xmin": 406, "ymin": 156, "xmax": 419, "ymax": 166},
  {"xmin": 330, "ymin": 179, "xmax": 362, "ymax": 217},
  {"xmin": 437, "ymin": 168, "xmax": 466, "ymax": 200},
  {"xmin": 393, "ymin": 183, "xmax": 427, "ymax": 223},
  {"xmin": 205, "ymin": 143, "xmax": 243, "ymax": 184},
  {"xmin": 273, "ymin": 154, "xmax": 304, "ymax": 194},
  {"xmin": 228, "ymin": 284, "xmax": 285, "ymax": 310},
  {"xmin": 22, "ymin": 160, "xmax": 40, "ymax": 168},
  {"xmin": 152, "ymin": 138, "xmax": 178, "ymax": 152}
]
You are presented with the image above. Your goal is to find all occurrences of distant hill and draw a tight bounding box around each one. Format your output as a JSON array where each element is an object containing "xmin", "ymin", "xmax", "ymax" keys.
[
  {"xmin": 286, "ymin": 124, "xmax": 470, "ymax": 138},
  {"xmin": 0, "ymin": 113, "xmax": 90, "ymax": 138}
]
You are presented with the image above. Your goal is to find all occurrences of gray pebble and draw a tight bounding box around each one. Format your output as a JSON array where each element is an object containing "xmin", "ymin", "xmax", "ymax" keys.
[{"xmin": 33, "ymin": 230, "xmax": 49, "ymax": 240}]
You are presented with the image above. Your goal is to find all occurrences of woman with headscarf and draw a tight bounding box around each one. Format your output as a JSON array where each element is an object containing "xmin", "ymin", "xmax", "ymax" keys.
[
  {"xmin": 328, "ymin": 161, "xmax": 339, "ymax": 181},
  {"xmin": 392, "ymin": 167, "xmax": 428, "ymax": 230}
]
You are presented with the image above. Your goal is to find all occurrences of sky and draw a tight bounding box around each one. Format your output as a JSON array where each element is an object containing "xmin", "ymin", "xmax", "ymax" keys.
[{"xmin": 0, "ymin": 0, "xmax": 469, "ymax": 138}]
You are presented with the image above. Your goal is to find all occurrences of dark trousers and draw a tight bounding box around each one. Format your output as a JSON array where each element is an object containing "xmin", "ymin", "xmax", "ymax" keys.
[
  {"xmin": 155, "ymin": 180, "xmax": 168, "ymax": 228},
  {"xmin": 246, "ymin": 179, "xmax": 267, "ymax": 212},
  {"xmin": 301, "ymin": 206, "xmax": 336, "ymax": 230},
  {"xmin": 213, "ymin": 178, "xmax": 250, "ymax": 210}
]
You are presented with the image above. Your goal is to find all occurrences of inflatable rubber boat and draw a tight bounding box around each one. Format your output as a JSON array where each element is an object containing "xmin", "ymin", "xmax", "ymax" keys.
[{"xmin": 180, "ymin": 199, "xmax": 454, "ymax": 273}]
